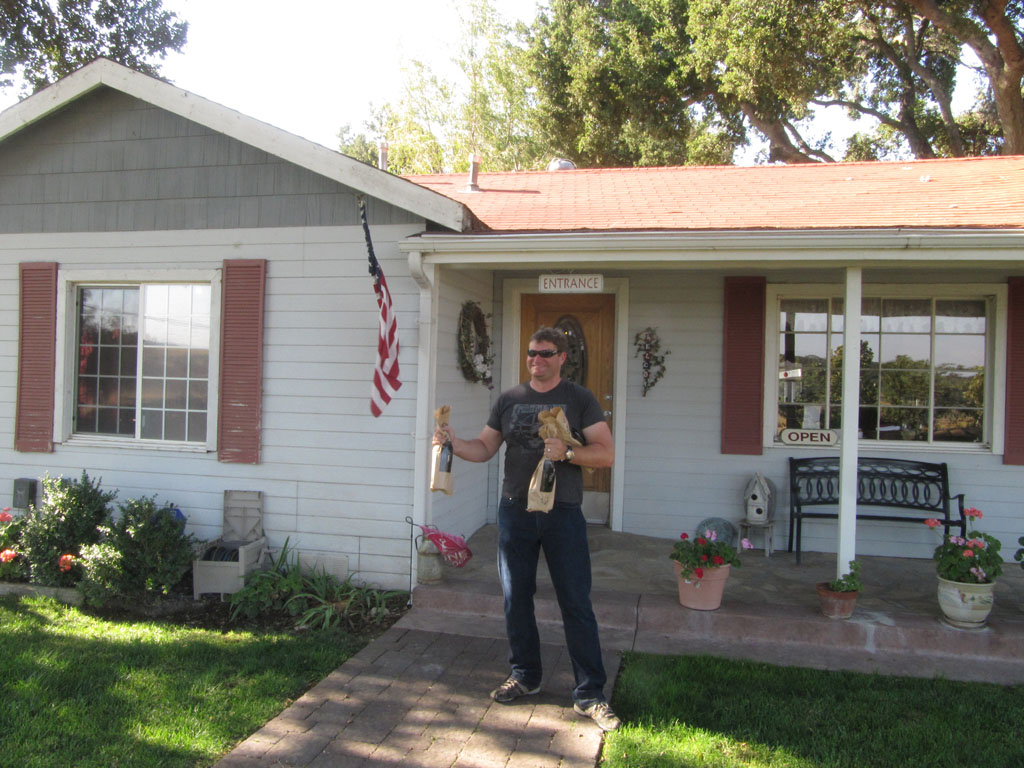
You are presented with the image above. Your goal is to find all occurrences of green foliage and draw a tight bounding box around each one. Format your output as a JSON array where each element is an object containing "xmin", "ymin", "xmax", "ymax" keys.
[
  {"xmin": 0, "ymin": 0, "xmax": 188, "ymax": 96},
  {"xmin": 1015, "ymin": 536, "xmax": 1023, "ymax": 571},
  {"xmin": 20, "ymin": 472, "xmax": 117, "ymax": 587},
  {"xmin": 229, "ymin": 538, "xmax": 306, "ymax": 621},
  {"xmin": 827, "ymin": 560, "xmax": 862, "ymax": 592},
  {"xmin": 0, "ymin": 509, "xmax": 28, "ymax": 582},
  {"xmin": 669, "ymin": 529, "xmax": 749, "ymax": 580},
  {"xmin": 928, "ymin": 509, "xmax": 1003, "ymax": 584},
  {"xmin": 288, "ymin": 568, "xmax": 404, "ymax": 631},
  {"xmin": 77, "ymin": 496, "xmax": 196, "ymax": 607}
]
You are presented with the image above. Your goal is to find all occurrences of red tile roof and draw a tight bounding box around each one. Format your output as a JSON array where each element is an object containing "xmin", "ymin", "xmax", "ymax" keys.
[{"xmin": 407, "ymin": 156, "xmax": 1024, "ymax": 233}]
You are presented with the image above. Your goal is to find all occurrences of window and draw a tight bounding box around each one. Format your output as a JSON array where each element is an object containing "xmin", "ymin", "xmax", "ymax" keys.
[
  {"xmin": 71, "ymin": 282, "xmax": 213, "ymax": 444},
  {"xmin": 773, "ymin": 290, "xmax": 997, "ymax": 446}
]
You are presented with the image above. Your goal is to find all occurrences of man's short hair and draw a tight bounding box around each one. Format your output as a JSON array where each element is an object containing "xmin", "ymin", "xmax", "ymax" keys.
[{"xmin": 530, "ymin": 326, "xmax": 568, "ymax": 354}]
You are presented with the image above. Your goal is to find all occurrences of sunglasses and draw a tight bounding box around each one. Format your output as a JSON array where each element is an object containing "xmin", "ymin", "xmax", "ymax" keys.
[{"xmin": 527, "ymin": 349, "xmax": 560, "ymax": 358}]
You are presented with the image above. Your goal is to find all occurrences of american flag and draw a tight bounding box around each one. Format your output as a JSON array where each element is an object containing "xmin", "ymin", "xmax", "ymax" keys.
[{"xmin": 359, "ymin": 197, "xmax": 401, "ymax": 416}]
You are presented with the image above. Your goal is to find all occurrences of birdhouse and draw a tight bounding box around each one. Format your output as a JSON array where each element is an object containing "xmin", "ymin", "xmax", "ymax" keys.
[{"xmin": 743, "ymin": 473, "xmax": 776, "ymax": 524}]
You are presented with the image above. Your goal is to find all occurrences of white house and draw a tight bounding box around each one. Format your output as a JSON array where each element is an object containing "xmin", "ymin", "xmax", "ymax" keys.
[{"xmin": 2, "ymin": 60, "xmax": 1023, "ymax": 589}]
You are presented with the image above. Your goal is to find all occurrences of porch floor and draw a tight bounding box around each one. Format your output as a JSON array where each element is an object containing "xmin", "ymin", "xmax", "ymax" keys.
[{"xmin": 401, "ymin": 523, "xmax": 1024, "ymax": 685}]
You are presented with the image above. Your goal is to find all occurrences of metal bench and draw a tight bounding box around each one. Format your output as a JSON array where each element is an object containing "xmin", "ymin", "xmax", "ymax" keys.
[{"xmin": 787, "ymin": 456, "xmax": 966, "ymax": 564}]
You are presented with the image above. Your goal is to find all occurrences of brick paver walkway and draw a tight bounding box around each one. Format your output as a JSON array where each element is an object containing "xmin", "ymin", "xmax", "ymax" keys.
[{"xmin": 215, "ymin": 626, "xmax": 619, "ymax": 767}]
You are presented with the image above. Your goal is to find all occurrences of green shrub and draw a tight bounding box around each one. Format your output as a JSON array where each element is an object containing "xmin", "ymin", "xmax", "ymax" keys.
[
  {"xmin": 0, "ymin": 508, "xmax": 29, "ymax": 582},
  {"xmin": 20, "ymin": 472, "xmax": 116, "ymax": 587},
  {"xmin": 229, "ymin": 539, "xmax": 306, "ymax": 620},
  {"xmin": 78, "ymin": 496, "xmax": 197, "ymax": 607}
]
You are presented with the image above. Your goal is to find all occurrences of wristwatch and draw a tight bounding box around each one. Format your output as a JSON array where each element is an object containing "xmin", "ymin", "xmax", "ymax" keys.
[{"xmin": 564, "ymin": 447, "xmax": 575, "ymax": 463}]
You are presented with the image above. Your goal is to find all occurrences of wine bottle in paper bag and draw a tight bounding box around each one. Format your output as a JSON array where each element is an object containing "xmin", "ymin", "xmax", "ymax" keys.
[
  {"xmin": 527, "ymin": 457, "xmax": 556, "ymax": 512},
  {"xmin": 430, "ymin": 405, "xmax": 454, "ymax": 495}
]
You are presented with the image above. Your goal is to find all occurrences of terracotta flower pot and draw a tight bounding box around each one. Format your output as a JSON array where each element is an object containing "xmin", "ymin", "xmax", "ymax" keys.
[
  {"xmin": 816, "ymin": 583, "xmax": 858, "ymax": 620},
  {"xmin": 937, "ymin": 575, "xmax": 995, "ymax": 629},
  {"xmin": 673, "ymin": 561, "xmax": 730, "ymax": 610}
]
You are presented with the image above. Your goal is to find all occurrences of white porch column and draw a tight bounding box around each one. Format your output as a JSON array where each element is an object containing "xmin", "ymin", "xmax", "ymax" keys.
[
  {"xmin": 409, "ymin": 253, "xmax": 438, "ymax": 590},
  {"xmin": 837, "ymin": 267, "xmax": 862, "ymax": 578}
]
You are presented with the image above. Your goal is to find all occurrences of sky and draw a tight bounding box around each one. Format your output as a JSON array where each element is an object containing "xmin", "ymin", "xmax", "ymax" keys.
[{"xmin": 158, "ymin": 0, "xmax": 543, "ymax": 152}]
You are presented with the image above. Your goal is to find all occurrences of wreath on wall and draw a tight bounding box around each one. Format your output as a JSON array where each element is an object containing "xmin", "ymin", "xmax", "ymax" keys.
[
  {"xmin": 633, "ymin": 326, "xmax": 669, "ymax": 397},
  {"xmin": 458, "ymin": 301, "xmax": 494, "ymax": 389}
]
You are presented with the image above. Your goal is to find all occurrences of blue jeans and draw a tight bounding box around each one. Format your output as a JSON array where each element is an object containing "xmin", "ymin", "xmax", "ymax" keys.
[{"xmin": 497, "ymin": 497, "xmax": 607, "ymax": 703}]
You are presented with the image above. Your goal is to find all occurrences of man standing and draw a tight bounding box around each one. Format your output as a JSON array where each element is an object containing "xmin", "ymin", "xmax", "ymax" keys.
[{"xmin": 434, "ymin": 327, "xmax": 620, "ymax": 731}]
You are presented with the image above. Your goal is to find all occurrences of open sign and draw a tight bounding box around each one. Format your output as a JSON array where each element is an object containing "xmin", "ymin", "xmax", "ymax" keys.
[{"xmin": 780, "ymin": 429, "xmax": 839, "ymax": 446}]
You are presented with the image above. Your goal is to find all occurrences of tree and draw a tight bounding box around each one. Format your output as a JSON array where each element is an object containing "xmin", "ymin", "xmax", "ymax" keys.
[
  {"xmin": 0, "ymin": 0, "xmax": 187, "ymax": 96},
  {"xmin": 342, "ymin": 0, "xmax": 549, "ymax": 174},
  {"xmin": 688, "ymin": 0, "xmax": 1024, "ymax": 160},
  {"xmin": 524, "ymin": 0, "xmax": 743, "ymax": 166}
]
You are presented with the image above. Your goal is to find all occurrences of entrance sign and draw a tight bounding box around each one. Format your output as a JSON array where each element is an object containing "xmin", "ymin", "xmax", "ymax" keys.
[
  {"xmin": 780, "ymin": 429, "xmax": 839, "ymax": 446},
  {"xmin": 539, "ymin": 274, "xmax": 604, "ymax": 293}
]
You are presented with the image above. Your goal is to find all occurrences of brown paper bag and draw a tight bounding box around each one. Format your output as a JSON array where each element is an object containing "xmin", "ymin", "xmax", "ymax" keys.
[
  {"xmin": 430, "ymin": 405, "xmax": 454, "ymax": 495},
  {"xmin": 527, "ymin": 458, "xmax": 556, "ymax": 512}
]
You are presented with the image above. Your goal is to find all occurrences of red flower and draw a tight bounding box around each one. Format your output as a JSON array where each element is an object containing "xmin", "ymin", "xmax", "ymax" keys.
[
  {"xmin": 962, "ymin": 550, "xmax": 974, "ymax": 558},
  {"xmin": 964, "ymin": 507, "xmax": 983, "ymax": 519},
  {"xmin": 696, "ymin": 537, "xmax": 708, "ymax": 546},
  {"xmin": 923, "ymin": 518, "xmax": 940, "ymax": 529},
  {"xmin": 701, "ymin": 554, "xmax": 708, "ymax": 561},
  {"xmin": 713, "ymin": 555, "xmax": 725, "ymax": 565},
  {"xmin": 693, "ymin": 567, "xmax": 704, "ymax": 579},
  {"xmin": 680, "ymin": 533, "xmax": 689, "ymax": 540},
  {"xmin": 58, "ymin": 553, "xmax": 75, "ymax": 572},
  {"xmin": 0, "ymin": 548, "xmax": 16, "ymax": 563}
]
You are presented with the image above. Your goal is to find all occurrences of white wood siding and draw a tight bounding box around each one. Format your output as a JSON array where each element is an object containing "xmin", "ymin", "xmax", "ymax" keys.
[{"xmin": 0, "ymin": 224, "xmax": 423, "ymax": 589}]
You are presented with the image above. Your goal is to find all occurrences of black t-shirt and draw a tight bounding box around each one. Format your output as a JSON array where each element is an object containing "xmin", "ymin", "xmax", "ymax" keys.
[{"xmin": 486, "ymin": 379, "xmax": 605, "ymax": 503}]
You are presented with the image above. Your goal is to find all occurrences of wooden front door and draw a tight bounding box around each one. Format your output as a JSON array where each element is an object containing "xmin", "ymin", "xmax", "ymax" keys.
[{"xmin": 520, "ymin": 293, "xmax": 615, "ymax": 508}]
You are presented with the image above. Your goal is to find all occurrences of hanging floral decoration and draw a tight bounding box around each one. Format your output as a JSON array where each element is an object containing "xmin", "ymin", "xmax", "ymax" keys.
[
  {"xmin": 457, "ymin": 301, "xmax": 494, "ymax": 389},
  {"xmin": 633, "ymin": 326, "xmax": 669, "ymax": 397}
]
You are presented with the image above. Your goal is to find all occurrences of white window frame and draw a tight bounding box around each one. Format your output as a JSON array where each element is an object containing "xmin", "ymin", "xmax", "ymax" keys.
[
  {"xmin": 763, "ymin": 282, "xmax": 1006, "ymax": 453},
  {"xmin": 53, "ymin": 268, "xmax": 222, "ymax": 452}
]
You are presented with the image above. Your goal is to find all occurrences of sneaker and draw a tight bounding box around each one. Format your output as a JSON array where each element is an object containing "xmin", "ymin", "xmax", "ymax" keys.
[
  {"xmin": 490, "ymin": 676, "xmax": 541, "ymax": 703},
  {"xmin": 574, "ymin": 699, "xmax": 622, "ymax": 731}
]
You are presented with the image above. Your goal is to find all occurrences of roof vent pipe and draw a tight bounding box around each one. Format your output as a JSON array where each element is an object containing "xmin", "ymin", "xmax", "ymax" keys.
[
  {"xmin": 466, "ymin": 153, "xmax": 482, "ymax": 193},
  {"xmin": 378, "ymin": 142, "xmax": 389, "ymax": 171}
]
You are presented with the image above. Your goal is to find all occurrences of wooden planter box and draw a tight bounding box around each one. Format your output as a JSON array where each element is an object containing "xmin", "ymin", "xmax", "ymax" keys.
[{"xmin": 192, "ymin": 537, "xmax": 266, "ymax": 599}]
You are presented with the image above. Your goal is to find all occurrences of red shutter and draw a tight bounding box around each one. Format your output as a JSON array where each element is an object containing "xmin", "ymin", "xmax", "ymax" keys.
[
  {"xmin": 15, "ymin": 263, "xmax": 58, "ymax": 452},
  {"xmin": 218, "ymin": 259, "xmax": 266, "ymax": 464},
  {"xmin": 721, "ymin": 276, "xmax": 766, "ymax": 455},
  {"xmin": 1004, "ymin": 277, "xmax": 1024, "ymax": 464}
]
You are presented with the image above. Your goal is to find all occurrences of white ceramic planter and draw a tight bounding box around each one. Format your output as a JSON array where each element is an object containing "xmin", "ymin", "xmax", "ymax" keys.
[{"xmin": 936, "ymin": 576, "xmax": 995, "ymax": 629}]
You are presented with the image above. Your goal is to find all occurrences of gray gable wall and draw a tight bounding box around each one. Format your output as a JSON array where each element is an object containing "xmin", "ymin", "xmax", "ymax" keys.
[{"xmin": 0, "ymin": 87, "xmax": 421, "ymax": 233}]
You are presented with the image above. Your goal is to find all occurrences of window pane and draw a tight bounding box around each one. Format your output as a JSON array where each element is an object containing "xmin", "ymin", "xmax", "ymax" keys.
[
  {"xmin": 880, "ymin": 370, "xmax": 930, "ymax": 406},
  {"xmin": 120, "ymin": 346, "xmax": 137, "ymax": 376},
  {"xmin": 141, "ymin": 410, "xmax": 162, "ymax": 439},
  {"xmin": 780, "ymin": 299, "xmax": 829, "ymax": 332},
  {"xmin": 77, "ymin": 405, "xmax": 97, "ymax": 433},
  {"xmin": 935, "ymin": 370, "xmax": 984, "ymax": 409},
  {"xmin": 142, "ymin": 346, "xmax": 165, "ymax": 377},
  {"xmin": 934, "ymin": 336, "xmax": 984, "ymax": 370},
  {"xmin": 142, "ymin": 377, "xmax": 163, "ymax": 408},
  {"xmin": 860, "ymin": 298, "xmax": 880, "ymax": 332},
  {"xmin": 190, "ymin": 349, "xmax": 209, "ymax": 378},
  {"xmin": 879, "ymin": 408, "xmax": 928, "ymax": 441},
  {"xmin": 165, "ymin": 379, "xmax": 187, "ymax": 409},
  {"xmin": 933, "ymin": 409, "xmax": 983, "ymax": 443},
  {"xmin": 97, "ymin": 407, "xmax": 119, "ymax": 433},
  {"xmin": 880, "ymin": 334, "xmax": 930, "ymax": 368},
  {"xmin": 936, "ymin": 300, "xmax": 985, "ymax": 333},
  {"xmin": 187, "ymin": 412, "xmax": 207, "ymax": 442},
  {"xmin": 166, "ymin": 348, "xmax": 188, "ymax": 378},
  {"xmin": 882, "ymin": 299, "xmax": 931, "ymax": 333},
  {"xmin": 164, "ymin": 411, "xmax": 185, "ymax": 441},
  {"xmin": 189, "ymin": 380, "xmax": 208, "ymax": 409}
]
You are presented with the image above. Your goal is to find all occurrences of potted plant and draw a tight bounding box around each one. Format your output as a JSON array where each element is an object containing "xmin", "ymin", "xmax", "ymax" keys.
[
  {"xmin": 924, "ymin": 508, "xmax": 1003, "ymax": 629},
  {"xmin": 816, "ymin": 560, "xmax": 861, "ymax": 619},
  {"xmin": 669, "ymin": 529, "xmax": 753, "ymax": 610}
]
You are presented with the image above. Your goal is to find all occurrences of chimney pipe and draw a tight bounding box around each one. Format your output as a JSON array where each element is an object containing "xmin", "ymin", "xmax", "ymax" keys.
[
  {"xmin": 466, "ymin": 153, "xmax": 482, "ymax": 193},
  {"xmin": 378, "ymin": 142, "xmax": 388, "ymax": 171}
]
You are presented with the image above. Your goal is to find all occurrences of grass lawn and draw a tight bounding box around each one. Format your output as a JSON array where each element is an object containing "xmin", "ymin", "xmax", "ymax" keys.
[
  {"xmin": 605, "ymin": 652, "xmax": 1024, "ymax": 768},
  {"xmin": 0, "ymin": 594, "xmax": 370, "ymax": 768}
]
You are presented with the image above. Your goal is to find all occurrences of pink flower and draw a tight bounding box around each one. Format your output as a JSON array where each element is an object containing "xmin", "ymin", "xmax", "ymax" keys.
[
  {"xmin": 707, "ymin": 529, "xmax": 718, "ymax": 542},
  {"xmin": 693, "ymin": 567, "xmax": 704, "ymax": 579},
  {"xmin": 58, "ymin": 553, "xmax": 75, "ymax": 572},
  {"xmin": 0, "ymin": 512, "xmax": 11, "ymax": 523},
  {"xmin": 923, "ymin": 518, "xmax": 940, "ymax": 528},
  {"xmin": 740, "ymin": 538, "xmax": 753, "ymax": 550},
  {"xmin": 679, "ymin": 532, "xmax": 689, "ymax": 540},
  {"xmin": 964, "ymin": 507, "xmax": 983, "ymax": 519},
  {"xmin": 0, "ymin": 548, "xmax": 16, "ymax": 563}
]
